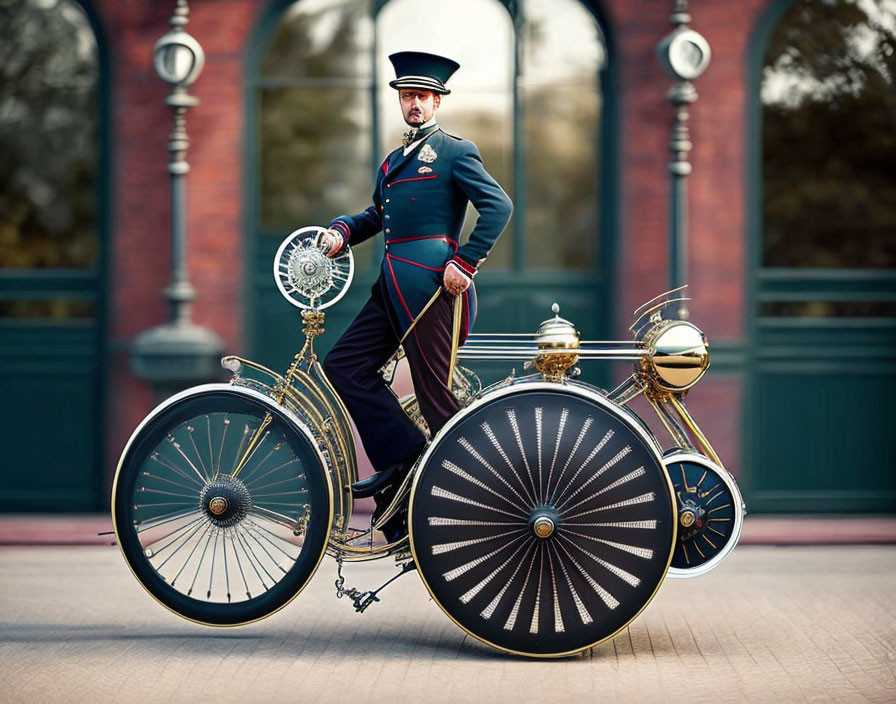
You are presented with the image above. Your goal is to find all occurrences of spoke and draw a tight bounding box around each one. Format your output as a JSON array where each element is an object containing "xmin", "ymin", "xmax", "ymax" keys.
[
  {"xmin": 563, "ymin": 491, "xmax": 656, "ymax": 522},
  {"xmin": 544, "ymin": 408, "xmax": 568, "ymax": 505},
  {"xmin": 245, "ymin": 474, "xmax": 307, "ymax": 494},
  {"xmin": 552, "ymin": 432, "xmax": 619, "ymax": 511},
  {"xmin": 459, "ymin": 537, "xmax": 531, "ymax": 606},
  {"xmin": 557, "ymin": 461, "xmax": 642, "ymax": 514},
  {"xmin": 235, "ymin": 529, "xmax": 276, "ymax": 587},
  {"xmin": 139, "ymin": 487, "xmax": 198, "ymax": 500},
  {"xmin": 169, "ymin": 521, "xmax": 214, "ymax": 585},
  {"xmin": 243, "ymin": 525, "xmax": 289, "ymax": 574},
  {"xmin": 140, "ymin": 471, "xmax": 201, "ymax": 494},
  {"xmin": 558, "ymin": 533, "xmax": 641, "ymax": 587},
  {"xmin": 246, "ymin": 520, "xmax": 299, "ymax": 561},
  {"xmin": 134, "ymin": 500, "xmax": 196, "ymax": 510},
  {"xmin": 206, "ymin": 530, "xmax": 220, "ymax": 599},
  {"xmin": 545, "ymin": 541, "xmax": 564, "ymax": 633},
  {"xmin": 479, "ymin": 540, "xmax": 534, "ymax": 619},
  {"xmin": 505, "ymin": 409, "xmax": 539, "ymax": 503},
  {"xmin": 552, "ymin": 540, "xmax": 594, "ymax": 627},
  {"xmin": 149, "ymin": 451, "xmax": 204, "ymax": 488},
  {"xmin": 167, "ymin": 434, "xmax": 208, "ymax": 484},
  {"xmin": 242, "ymin": 457, "xmax": 300, "ymax": 490},
  {"xmin": 546, "ymin": 418, "xmax": 594, "ymax": 505},
  {"xmin": 504, "ymin": 545, "xmax": 539, "ymax": 631},
  {"xmin": 535, "ymin": 407, "xmax": 544, "ymax": 503},
  {"xmin": 457, "ymin": 436, "xmax": 531, "ymax": 510},
  {"xmin": 431, "ymin": 528, "xmax": 526, "ymax": 556},
  {"xmin": 222, "ymin": 531, "xmax": 232, "ymax": 602},
  {"xmin": 431, "ymin": 485, "xmax": 522, "ymax": 519},
  {"xmin": 186, "ymin": 526, "xmax": 216, "ymax": 596},
  {"xmin": 238, "ymin": 443, "xmax": 284, "ymax": 485},
  {"xmin": 154, "ymin": 519, "xmax": 208, "ymax": 570},
  {"xmin": 441, "ymin": 459, "xmax": 528, "ymax": 515},
  {"xmin": 143, "ymin": 514, "xmax": 207, "ymax": 554},
  {"xmin": 530, "ymin": 544, "xmax": 545, "ymax": 634},
  {"xmin": 229, "ymin": 529, "xmax": 253, "ymax": 599},
  {"xmin": 481, "ymin": 420, "xmax": 537, "ymax": 505},
  {"xmin": 554, "ymin": 538, "xmax": 619, "ymax": 610},
  {"xmin": 187, "ymin": 426, "xmax": 210, "ymax": 480},
  {"xmin": 136, "ymin": 506, "xmax": 200, "ymax": 532},
  {"xmin": 442, "ymin": 533, "xmax": 528, "ymax": 582},
  {"xmin": 206, "ymin": 415, "xmax": 215, "ymax": 479},
  {"xmin": 250, "ymin": 505, "xmax": 307, "ymax": 531},
  {"xmin": 216, "ymin": 417, "xmax": 231, "ymax": 476}
]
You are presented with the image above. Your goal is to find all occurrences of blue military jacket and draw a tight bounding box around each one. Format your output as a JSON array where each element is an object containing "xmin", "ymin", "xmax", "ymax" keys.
[{"xmin": 330, "ymin": 128, "xmax": 512, "ymax": 337}]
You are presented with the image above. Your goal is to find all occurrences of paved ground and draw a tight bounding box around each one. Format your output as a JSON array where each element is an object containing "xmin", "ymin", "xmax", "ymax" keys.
[{"xmin": 1, "ymin": 545, "xmax": 894, "ymax": 703}]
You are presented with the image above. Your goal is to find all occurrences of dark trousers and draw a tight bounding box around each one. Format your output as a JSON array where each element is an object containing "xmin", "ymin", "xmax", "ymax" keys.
[{"xmin": 323, "ymin": 280, "xmax": 468, "ymax": 472}]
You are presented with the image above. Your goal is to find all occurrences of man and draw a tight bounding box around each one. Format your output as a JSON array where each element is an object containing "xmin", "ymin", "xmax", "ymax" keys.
[{"xmin": 320, "ymin": 51, "xmax": 512, "ymax": 541}]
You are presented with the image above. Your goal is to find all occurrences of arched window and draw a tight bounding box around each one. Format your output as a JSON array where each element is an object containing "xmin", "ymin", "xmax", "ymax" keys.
[
  {"xmin": 749, "ymin": 0, "xmax": 896, "ymax": 512},
  {"xmin": 0, "ymin": 0, "xmax": 106, "ymax": 511},
  {"xmin": 250, "ymin": 0, "xmax": 610, "ymax": 370},
  {"xmin": 0, "ymin": 0, "xmax": 101, "ymax": 315}
]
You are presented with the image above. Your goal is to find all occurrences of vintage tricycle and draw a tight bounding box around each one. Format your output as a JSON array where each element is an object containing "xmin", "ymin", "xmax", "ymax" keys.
[{"xmin": 112, "ymin": 226, "xmax": 745, "ymax": 657}]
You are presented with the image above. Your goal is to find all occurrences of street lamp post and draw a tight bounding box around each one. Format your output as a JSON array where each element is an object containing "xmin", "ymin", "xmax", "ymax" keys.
[
  {"xmin": 131, "ymin": 0, "xmax": 223, "ymax": 398},
  {"xmin": 656, "ymin": 0, "xmax": 711, "ymax": 319}
]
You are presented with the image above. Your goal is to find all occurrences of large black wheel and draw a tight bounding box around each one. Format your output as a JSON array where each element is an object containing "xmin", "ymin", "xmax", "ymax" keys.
[
  {"xmin": 409, "ymin": 383, "xmax": 676, "ymax": 657},
  {"xmin": 112, "ymin": 385, "xmax": 333, "ymax": 625}
]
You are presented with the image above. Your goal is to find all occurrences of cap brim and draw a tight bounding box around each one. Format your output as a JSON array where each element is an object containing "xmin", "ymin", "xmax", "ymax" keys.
[{"xmin": 389, "ymin": 77, "xmax": 450, "ymax": 95}]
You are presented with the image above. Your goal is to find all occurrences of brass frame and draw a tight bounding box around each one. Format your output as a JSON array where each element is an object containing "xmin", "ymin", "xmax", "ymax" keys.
[{"xmin": 114, "ymin": 276, "xmax": 745, "ymax": 653}]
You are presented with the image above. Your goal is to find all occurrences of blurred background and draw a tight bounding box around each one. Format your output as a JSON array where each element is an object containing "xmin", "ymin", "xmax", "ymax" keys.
[{"xmin": 0, "ymin": 0, "xmax": 893, "ymax": 515}]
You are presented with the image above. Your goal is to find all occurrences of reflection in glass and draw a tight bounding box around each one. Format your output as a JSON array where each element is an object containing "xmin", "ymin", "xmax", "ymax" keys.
[
  {"xmin": 521, "ymin": 0, "xmax": 604, "ymax": 270},
  {"xmin": 0, "ymin": 0, "xmax": 98, "ymax": 271},
  {"xmin": 259, "ymin": 0, "xmax": 374, "ymax": 270},
  {"xmin": 762, "ymin": 0, "xmax": 896, "ymax": 269}
]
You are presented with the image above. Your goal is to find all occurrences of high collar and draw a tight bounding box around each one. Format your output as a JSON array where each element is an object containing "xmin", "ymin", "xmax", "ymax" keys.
[{"xmin": 402, "ymin": 119, "xmax": 439, "ymax": 149}]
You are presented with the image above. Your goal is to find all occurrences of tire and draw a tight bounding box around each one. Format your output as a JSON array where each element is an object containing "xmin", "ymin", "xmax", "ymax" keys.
[
  {"xmin": 112, "ymin": 385, "xmax": 333, "ymax": 625},
  {"xmin": 409, "ymin": 382, "xmax": 676, "ymax": 657}
]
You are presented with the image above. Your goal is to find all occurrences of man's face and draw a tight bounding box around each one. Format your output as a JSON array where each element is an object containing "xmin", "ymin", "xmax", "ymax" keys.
[{"xmin": 399, "ymin": 89, "xmax": 440, "ymax": 126}]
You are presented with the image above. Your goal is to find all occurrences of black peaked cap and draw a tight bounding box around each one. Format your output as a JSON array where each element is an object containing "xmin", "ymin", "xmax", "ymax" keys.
[{"xmin": 388, "ymin": 51, "xmax": 460, "ymax": 95}]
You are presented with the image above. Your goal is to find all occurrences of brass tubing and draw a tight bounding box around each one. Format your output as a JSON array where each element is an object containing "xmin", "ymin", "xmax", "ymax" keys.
[
  {"xmin": 651, "ymin": 396, "xmax": 693, "ymax": 451},
  {"xmin": 667, "ymin": 394, "xmax": 724, "ymax": 468}
]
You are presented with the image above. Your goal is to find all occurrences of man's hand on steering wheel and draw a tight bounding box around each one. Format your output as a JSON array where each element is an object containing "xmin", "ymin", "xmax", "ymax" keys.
[{"xmin": 320, "ymin": 229, "xmax": 344, "ymax": 258}]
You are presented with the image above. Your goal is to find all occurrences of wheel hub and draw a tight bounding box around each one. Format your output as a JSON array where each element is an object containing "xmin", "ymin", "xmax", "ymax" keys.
[
  {"xmin": 199, "ymin": 477, "xmax": 252, "ymax": 527},
  {"xmin": 528, "ymin": 507, "xmax": 560, "ymax": 540},
  {"xmin": 677, "ymin": 499, "xmax": 706, "ymax": 541}
]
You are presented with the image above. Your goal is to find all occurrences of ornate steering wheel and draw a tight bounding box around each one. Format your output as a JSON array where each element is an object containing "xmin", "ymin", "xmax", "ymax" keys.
[{"xmin": 273, "ymin": 226, "xmax": 354, "ymax": 310}]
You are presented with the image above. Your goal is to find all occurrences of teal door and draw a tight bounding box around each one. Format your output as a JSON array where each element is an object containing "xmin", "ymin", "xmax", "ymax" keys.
[
  {"xmin": 746, "ymin": 0, "xmax": 896, "ymax": 511},
  {"xmin": 247, "ymin": 0, "xmax": 615, "ymax": 388},
  {"xmin": 0, "ymin": 0, "xmax": 106, "ymax": 511}
]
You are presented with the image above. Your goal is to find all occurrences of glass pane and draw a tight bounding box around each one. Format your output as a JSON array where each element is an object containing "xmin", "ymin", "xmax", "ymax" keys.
[
  {"xmin": 261, "ymin": 0, "xmax": 373, "ymax": 81},
  {"xmin": 376, "ymin": 0, "xmax": 515, "ymax": 269},
  {"xmin": 260, "ymin": 86, "xmax": 372, "ymax": 229},
  {"xmin": 0, "ymin": 0, "xmax": 98, "ymax": 270},
  {"xmin": 762, "ymin": 0, "xmax": 896, "ymax": 269},
  {"xmin": 521, "ymin": 0, "xmax": 605, "ymax": 271},
  {"xmin": 258, "ymin": 0, "xmax": 375, "ymax": 269}
]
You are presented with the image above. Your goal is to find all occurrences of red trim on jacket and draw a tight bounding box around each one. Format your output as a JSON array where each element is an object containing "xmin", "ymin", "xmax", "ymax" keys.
[
  {"xmin": 387, "ymin": 174, "xmax": 438, "ymax": 187},
  {"xmin": 386, "ymin": 256, "xmax": 415, "ymax": 322},
  {"xmin": 386, "ymin": 253, "xmax": 446, "ymax": 272},
  {"xmin": 388, "ymin": 234, "xmax": 457, "ymax": 250}
]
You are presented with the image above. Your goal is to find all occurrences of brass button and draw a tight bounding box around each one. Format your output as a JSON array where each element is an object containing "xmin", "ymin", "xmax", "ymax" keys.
[
  {"xmin": 385, "ymin": 198, "xmax": 390, "ymax": 203},
  {"xmin": 385, "ymin": 228, "xmax": 391, "ymax": 233}
]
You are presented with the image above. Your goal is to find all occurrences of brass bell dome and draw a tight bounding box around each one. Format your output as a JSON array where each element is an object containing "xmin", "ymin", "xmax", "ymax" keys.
[{"xmin": 533, "ymin": 304, "xmax": 580, "ymax": 379}]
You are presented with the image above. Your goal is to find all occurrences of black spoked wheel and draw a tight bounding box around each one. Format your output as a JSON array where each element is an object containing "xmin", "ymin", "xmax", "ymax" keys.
[
  {"xmin": 112, "ymin": 386, "xmax": 332, "ymax": 625},
  {"xmin": 409, "ymin": 383, "xmax": 677, "ymax": 657},
  {"xmin": 664, "ymin": 451, "xmax": 744, "ymax": 578}
]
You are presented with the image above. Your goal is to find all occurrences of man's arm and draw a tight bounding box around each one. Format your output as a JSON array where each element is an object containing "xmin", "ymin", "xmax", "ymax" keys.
[
  {"xmin": 450, "ymin": 142, "xmax": 513, "ymax": 275},
  {"xmin": 328, "ymin": 204, "xmax": 381, "ymax": 253}
]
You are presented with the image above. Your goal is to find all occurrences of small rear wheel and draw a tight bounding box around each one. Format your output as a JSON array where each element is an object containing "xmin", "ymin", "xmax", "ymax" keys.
[{"xmin": 112, "ymin": 386, "xmax": 333, "ymax": 625}]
